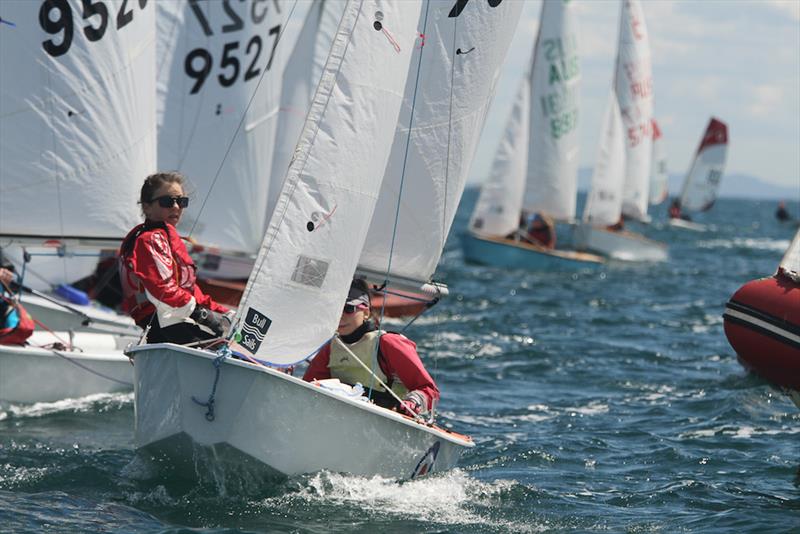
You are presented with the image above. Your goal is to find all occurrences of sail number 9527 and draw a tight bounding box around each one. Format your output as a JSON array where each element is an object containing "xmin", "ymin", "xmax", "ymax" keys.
[
  {"xmin": 184, "ymin": 26, "xmax": 281, "ymax": 94},
  {"xmin": 39, "ymin": 0, "xmax": 148, "ymax": 57}
]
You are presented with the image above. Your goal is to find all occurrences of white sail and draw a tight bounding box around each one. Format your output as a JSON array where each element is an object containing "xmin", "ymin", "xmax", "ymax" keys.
[
  {"xmin": 267, "ymin": 0, "xmax": 342, "ymax": 220},
  {"xmin": 522, "ymin": 0, "xmax": 580, "ymax": 221},
  {"xmin": 0, "ymin": 0, "xmax": 156, "ymax": 240},
  {"xmin": 678, "ymin": 117, "xmax": 728, "ymax": 213},
  {"xmin": 357, "ymin": 0, "xmax": 523, "ymax": 285},
  {"xmin": 231, "ymin": 0, "xmax": 422, "ymax": 365},
  {"xmin": 648, "ymin": 118, "xmax": 668, "ymax": 205},
  {"xmin": 582, "ymin": 91, "xmax": 626, "ymax": 226},
  {"xmin": 779, "ymin": 228, "xmax": 800, "ymax": 281},
  {"xmin": 156, "ymin": 0, "xmax": 291, "ymax": 254},
  {"xmin": 469, "ymin": 77, "xmax": 530, "ymax": 237},
  {"xmin": 617, "ymin": 0, "xmax": 654, "ymax": 221}
]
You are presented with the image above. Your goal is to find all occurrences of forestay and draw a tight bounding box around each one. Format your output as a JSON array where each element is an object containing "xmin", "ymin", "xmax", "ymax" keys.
[
  {"xmin": 156, "ymin": 0, "xmax": 291, "ymax": 254},
  {"xmin": 469, "ymin": 79, "xmax": 530, "ymax": 237},
  {"xmin": 649, "ymin": 119, "xmax": 668, "ymax": 205},
  {"xmin": 0, "ymin": 0, "xmax": 156, "ymax": 240},
  {"xmin": 522, "ymin": 0, "xmax": 580, "ymax": 221},
  {"xmin": 231, "ymin": 0, "xmax": 422, "ymax": 365},
  {"xmin": 267, "ymin": 0, "xmax": 342, "ymax": 220},
  {"xmin": 678, "ymin": 118, "xmax": 728, "ymax": 213},
  {"xmin": 582, "ymin": 92, "xmax": 626, "ymax": 226},
  {"xmin": 616, "ymin": 0, "xmax": 654, "ymax": 221},
  {"xmin": 358, "ymin": 0, "xmax": 523, "ymax": 285}
]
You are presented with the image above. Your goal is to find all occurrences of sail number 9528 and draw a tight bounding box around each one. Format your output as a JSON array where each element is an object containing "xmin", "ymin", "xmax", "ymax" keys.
[{"xmin": 39, "ymin": 0, "xmax": 148, "ymax": 57}]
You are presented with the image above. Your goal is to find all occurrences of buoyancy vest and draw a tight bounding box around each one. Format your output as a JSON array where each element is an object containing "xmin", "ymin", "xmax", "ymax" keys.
[
  {"xmin": 328, "ymin": 329, "xmax": 409, "ymax": 401},
  {"xmin": 0, "ymin": 295, "xmax": 34, "ymax": 345}
]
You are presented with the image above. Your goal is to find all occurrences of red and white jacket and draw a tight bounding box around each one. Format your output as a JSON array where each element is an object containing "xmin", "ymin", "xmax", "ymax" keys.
[
  {"xmin": 303, "ymin": 328, "xmax": 440, "ymax": 411},
  {"xmin": 119, "ymin": 222, "xmax": 227, "ymax": 327}
]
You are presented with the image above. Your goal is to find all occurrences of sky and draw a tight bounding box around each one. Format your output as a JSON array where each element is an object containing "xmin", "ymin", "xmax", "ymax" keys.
[{"xmin": 468, "ymin": 0, "xmax": 800, "ymax": 191}]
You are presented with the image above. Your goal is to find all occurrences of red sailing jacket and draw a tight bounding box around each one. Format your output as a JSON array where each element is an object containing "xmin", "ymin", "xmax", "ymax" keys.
[
  {"xmin": 119, "ymin": 222, "xmax": 227, "ymax": 325},
  {"xmin": 303, "ymin": 331, "xmax": 440, "ymax": 410}
]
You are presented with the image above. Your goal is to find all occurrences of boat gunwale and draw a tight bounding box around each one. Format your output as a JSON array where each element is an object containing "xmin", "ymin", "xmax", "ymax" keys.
[
  {"xmin": 129, "ymin": 342, "xmax": 475, "ymax": 447},
  {"xmin": 467, "ymin": 231, "xmax": 606, "ymax": 264}
]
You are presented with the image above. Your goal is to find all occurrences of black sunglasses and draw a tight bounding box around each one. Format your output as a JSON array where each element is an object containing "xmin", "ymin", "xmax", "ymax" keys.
[
  {"xmin": 343, "ymin": 304, "xmax": 362, "ymax": 314},
  {"xmin": 151, "ymin": 195, "xmax": 189, "ymax": 208}
]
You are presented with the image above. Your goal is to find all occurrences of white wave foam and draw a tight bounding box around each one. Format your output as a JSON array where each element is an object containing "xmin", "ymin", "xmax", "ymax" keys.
[
  {"xmin": 0, "ymin": 392, "xmax": 132, "ymax": 420},
  {"xmin": 696, "ymin": 237, "xmax": 790, "ymax": 251},
  {"xmin": 680, "ymin": 425, "xmax": 800, "ymax": 439},
  {"xmin": 261, "ymin": 469, "xmax": 541, "ymax": 532},
  {"xmin": 0, "ymin": 463, "xmax": 48, "ymax": 485}
]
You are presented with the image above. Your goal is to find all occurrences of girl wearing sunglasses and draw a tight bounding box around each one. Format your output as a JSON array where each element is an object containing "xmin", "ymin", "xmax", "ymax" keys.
[
  {"xmin": 303, "ymin": 279, "xmax": 440, "ymax": 419},
  {"xmin": 119, "ymin": 172, "xmax": 232, "ymax": 344}
]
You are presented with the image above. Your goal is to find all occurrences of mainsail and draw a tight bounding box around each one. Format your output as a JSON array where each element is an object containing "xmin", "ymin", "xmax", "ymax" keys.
[
  {"xmin": 156, "ymin": 0, "xmax": 292, "ymax": 254},
  {"xmin": 469, "ymin": 78, "xmax": 530, "ymax": 237},
  {"xmin": 267, "ymin": 0, "xmax": 342, "ymax": 220},
  {"xmin": 0, "ymin": 0, "xmax": 156, "ymax": 241},
  {"xmin": 649, "ymin": 118, "xmax": 668, "ymax": 205},
  {"xmin": 470, "ymin": 0, "xmax": 579, "ymax": 234},
  {"xmin": 0, "ymin": 0, "xmax": 156, "ymax": 288},
  {"xmin": 357, "ymin": 0, "xmax": 523, "ymax": 286},
  {"xmin": 231, "ymin": 0, "xmax": 422, "ymax": 365},
  {"xmin": 678, "ymin": 117, "xmax": 728, "ymax": 213},
  {"xmin": 582, "ymin": 92, "xmax": 626, "ymax": 226},
  {"xmin": 780, "ymin": 228, "xmax": 800, "ymax": 281},
  {"xmin": 616, "ymin": 0, "xmax": 654, "ymax": 221}
]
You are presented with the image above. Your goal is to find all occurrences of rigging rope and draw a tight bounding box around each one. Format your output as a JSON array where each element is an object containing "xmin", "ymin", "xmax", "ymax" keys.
[{"xmin": 369, "ymin": 1, "xmax": 433, "ymax": 401}]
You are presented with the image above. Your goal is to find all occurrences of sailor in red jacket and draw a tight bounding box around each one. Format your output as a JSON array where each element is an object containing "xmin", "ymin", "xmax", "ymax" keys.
[
  {"xmin": 119, "ymin": 172, "xmax": 230, "ymax": 344},
  {"xmin": 303, "ymin": 279, "xmax": 440, "ymax": 418}
]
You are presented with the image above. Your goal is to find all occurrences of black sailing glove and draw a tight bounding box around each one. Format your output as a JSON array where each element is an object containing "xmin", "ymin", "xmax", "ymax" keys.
[{"xmin": 190, "ymin": 306, "xmax": 229, "ymax": 337}]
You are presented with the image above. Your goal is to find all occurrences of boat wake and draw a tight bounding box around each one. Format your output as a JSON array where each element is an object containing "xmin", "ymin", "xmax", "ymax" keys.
[
  {"xmin": 260, "ymin": 469, "xmax": 541, "ymax": 532},
  {"xmin": 0, "ymin": 392, "xmax": 133, "ymax": 421}
]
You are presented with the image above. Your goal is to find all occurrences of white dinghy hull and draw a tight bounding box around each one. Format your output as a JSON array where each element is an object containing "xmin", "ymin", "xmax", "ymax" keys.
[
  {"xmin": 667, "ymin": 218, "xmax": 708, "ymax": 232},
  {"xmin": 132, "ymin": 344, "xmax": 473, "ymax": 481},
  {"xmin": 574, "ymin": 224, "xmax": 668, "ymax": 262},
  {"xmin": 0, "ymin": 335, "xmax": 133, "ymax": 403}
]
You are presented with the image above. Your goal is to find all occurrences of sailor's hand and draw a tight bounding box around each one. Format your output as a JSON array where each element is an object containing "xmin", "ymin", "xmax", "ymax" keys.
[
  {"xmin": 400, "ymin": 399, "xmax": 422, "ymax": 416},
  {"xmin": 191, "ymin": 307, "xmax": 228, "ymax": 337},
  {"xmin": 399, "ymin": 390, "xmax": 427, "ymax": 416}
]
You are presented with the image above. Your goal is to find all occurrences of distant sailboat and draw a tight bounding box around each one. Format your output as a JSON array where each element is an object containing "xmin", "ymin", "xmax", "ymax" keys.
[
  {"xmin": 668, "ymin": 117, "xmax": 729, "ymax": 231},
  {"xmin": 574, "ymin": 0, "xmax": 667, "ymax": 263},
  {"xmin": 648, "ymin": 119, "xmax": 668, "ymax": 206},
  {"xmin": 462, "ymin": 0, "xmax": 605, "ymax": 271},
  {"xmin": 723, "ymin": 227, "xmax": 800, "ymax": 409},
  {"xmin": 130, "ymin": 0, "xmax": 489, "ymax": 481},
  {"xmin": 0, "ymin": 0, "xmax": 157, "ymax": 401}
]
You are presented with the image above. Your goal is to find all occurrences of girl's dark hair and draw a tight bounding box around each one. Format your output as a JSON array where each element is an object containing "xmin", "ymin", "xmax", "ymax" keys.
[{"xmin": 139, "ymin": 171, "xmax": 185, "ymax": 205}]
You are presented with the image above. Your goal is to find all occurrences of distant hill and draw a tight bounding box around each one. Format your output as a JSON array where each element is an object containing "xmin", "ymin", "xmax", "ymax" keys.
[{"xmin": 576, "ymin": 168, "xmax": 798, "ymax": 201}]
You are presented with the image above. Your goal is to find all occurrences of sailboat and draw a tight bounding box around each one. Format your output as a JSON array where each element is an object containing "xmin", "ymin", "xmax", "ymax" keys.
[
  {"xmin": 723, "ymin": 228, "xmax": 800, "ymax": 409},
  {"xmin": 574, "ymin": 0, "xmax": 668, "ymax": 263},
  {"xmin": 131, "ymin": 0, "xmax": 523, "ymax": 480},
  {"xmin": 0, "ymin": 0, "xmax": 157, "ymax": 401},
  {"xmin": 461, "ymin": 0, "xmax": 604, "ymax": 271},
  {"xmin": 648, "ymin": 119, "xmax": 668, "ymax": 206},
  {"xmin": 667, "ymin": 117, "xmax": 729, "ymax": 232}
]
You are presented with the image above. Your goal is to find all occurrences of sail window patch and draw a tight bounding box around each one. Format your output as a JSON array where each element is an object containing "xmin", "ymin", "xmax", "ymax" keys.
[{"xmin": 291, "ymin": 256, "xmax": 329, "ymax": 288}]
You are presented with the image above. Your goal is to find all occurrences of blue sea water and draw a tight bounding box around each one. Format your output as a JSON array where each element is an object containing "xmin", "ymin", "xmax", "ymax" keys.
[{"xmin": 1, "ymin": 191, "xmax": 798, "ymax": 533}]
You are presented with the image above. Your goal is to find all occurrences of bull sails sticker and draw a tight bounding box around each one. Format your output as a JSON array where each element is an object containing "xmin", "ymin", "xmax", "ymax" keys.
[{"xmin": 237, "ymin": 308, "xmax": 272, "ymax": 355}]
